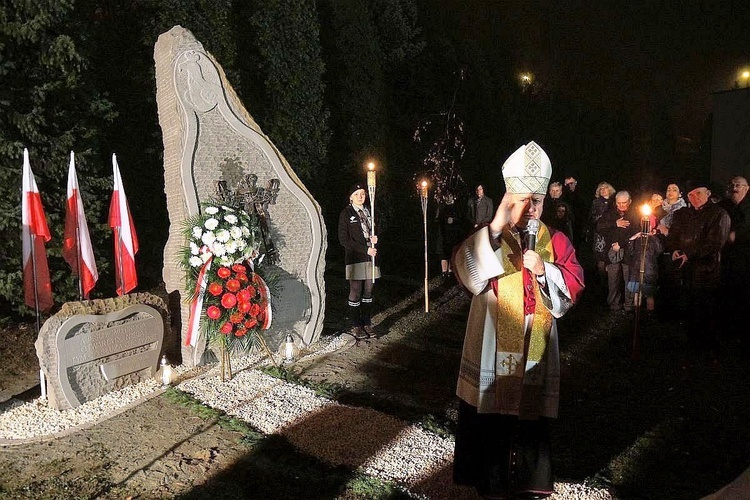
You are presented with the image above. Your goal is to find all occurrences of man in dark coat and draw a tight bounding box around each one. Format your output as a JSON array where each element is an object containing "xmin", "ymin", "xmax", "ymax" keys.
[
  {"xmin": 468, "ymin": 184, "xmax": 494, "ymax": 229},
  {"xmin": 718, "ymin": 176, "xmax": 750, "ymax": 350},
  {"xmin": 667, "ymin": 180, "xmax": 730, "ymax": 353},
  {"xmin": 562, "ymin": 176, "xmax": 588, "ymax": 247},
  {"xmin": 596, "ymin": 190, "xmax": 640, "ymax": 311}
]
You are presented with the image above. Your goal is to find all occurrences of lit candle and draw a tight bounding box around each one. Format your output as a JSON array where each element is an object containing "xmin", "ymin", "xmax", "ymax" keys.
[
  {"xmin": 284, "ymin": 333, "xmax": 296, "ymax": 362},
  {"xmin": 160, "ymin": 355, "xmax": 174, "ymax": 386},
  {"xmin": 367, "ymin": 162, "xmax": 376, "ymax": 188},
  {"xmin": 419, "ymin": 180, "xmax": 429, "ymax": 199},
  {"xmin": 640, "ymin": 204, "xmax": 652, "ymax": 234}
]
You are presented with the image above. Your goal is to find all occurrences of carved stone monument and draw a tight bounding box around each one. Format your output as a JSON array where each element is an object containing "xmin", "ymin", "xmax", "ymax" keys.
[
  {"xmin": 154, "ymin": 26, "xmax": 327, "ymax": 366},
  {"xmin": 35, "ymin": 294, "xmax": 169, "ymax": 410}
]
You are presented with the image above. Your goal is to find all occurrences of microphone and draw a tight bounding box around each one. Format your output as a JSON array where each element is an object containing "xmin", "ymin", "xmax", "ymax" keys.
[{"xmin": 526, "ymin": 218, "xmax": 540, "ymax": 251}]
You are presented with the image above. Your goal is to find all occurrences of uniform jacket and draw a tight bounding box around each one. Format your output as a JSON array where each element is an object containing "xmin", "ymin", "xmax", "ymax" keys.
[{"xmin": 338, "ymin": 204, "xmax": 378, "ymax": 266}]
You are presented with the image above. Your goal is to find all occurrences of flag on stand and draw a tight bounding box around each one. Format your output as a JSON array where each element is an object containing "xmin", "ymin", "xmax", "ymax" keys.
[
  {"xmin": 63, "ymin": 152, "xmax": 99, "ymax": 299},
  {"xmin": 22, "ymin": 148, "xmax": 54, "ymax": 312},
  {"xmin": 108, "ymin": 153, "xmax": 139, "ymax": 295}
]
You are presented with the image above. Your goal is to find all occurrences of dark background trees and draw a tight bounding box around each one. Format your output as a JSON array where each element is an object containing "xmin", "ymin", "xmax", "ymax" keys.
[{"xmin": 0, "ymin": 0, "xmax": 707, "ymax": 315}]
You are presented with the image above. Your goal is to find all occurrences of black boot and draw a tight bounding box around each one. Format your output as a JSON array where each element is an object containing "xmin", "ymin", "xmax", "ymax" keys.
[
  {"xmin": 347, "ymin": 300, "xmax": 367, "ymax": 339},
  {"xmin": 361, "ymin": 296, "xmax": 377, "ymax": 338}
]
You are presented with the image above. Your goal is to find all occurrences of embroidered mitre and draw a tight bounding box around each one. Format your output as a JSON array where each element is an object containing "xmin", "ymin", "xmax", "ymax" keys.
[{"xmin": 502, "ymin": 141, "xmax": 552, "ymax": 195}]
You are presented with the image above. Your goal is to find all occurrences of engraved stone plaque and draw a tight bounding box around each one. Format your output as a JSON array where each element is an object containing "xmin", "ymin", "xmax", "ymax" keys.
[
  {"xmin": 155, "ymin": 26, "xmax": 327, "ymax": 366},
  {"xmin": 36, "ymin": 302, "xmax": 165, "ymax": 410}
]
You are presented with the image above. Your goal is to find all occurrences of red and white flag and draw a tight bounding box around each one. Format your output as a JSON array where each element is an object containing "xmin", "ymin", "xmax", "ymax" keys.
[
  {"xmin": 63, "ymin": 151, "xmax": 99, "ymax": 298},
  {"xmin": 21, "ymin": 148, "xmax": 54, "ymax": 312},
  {"xmin": 108, "ymin": 153, "xmax": 139, "ymax": 295}
]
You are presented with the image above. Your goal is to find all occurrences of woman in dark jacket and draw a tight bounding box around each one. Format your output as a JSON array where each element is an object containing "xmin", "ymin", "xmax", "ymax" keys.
[
  {"xmin": 338, "ymin": 183, "xmax": 380, "ymax": 339},
  {"xmin": 589, "ymin": 182, "xmax": 616, "ymax": 290}
]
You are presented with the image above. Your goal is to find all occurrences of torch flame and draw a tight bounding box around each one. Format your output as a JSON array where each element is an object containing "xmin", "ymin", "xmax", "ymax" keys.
[
  {"xmin": 421, "ymin": 180, "xmax": 427, "ymax": 187},
  {"xmin": 640, "ymin": 204, "xmax": 651, "ymax": 216},
  {"xmin": 367, "ymin": 162, "xmax": 375, "ymax": 171}
]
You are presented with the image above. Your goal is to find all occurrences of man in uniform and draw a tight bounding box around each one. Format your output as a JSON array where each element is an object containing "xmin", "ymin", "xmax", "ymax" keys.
[{"xmin": 452, "ymin": 141, "xmax": 585, "ymax": 499}]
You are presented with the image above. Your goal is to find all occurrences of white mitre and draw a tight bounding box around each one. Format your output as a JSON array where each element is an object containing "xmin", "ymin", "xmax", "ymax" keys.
[{"xmin": 502, "ymin": 140, "xmax": 552, "ymax": 194}]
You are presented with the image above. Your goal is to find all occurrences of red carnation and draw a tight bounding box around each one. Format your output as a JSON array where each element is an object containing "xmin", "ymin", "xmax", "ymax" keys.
[
  {"xmin": 238, "ymin": 301, "xmax": 251, "ymax": 314},
  {"xmin": 235, "ymin": 327, "xmax": 247, "ymax": 337},
  {"xmin": 250, "ymin": 303, "xmax": 261, "ymax": 316},
  {"xmin": 245, "ymin": 285, "xmax": 256, "ymax": 298},
  {"xmin": 237, "ymin": 289, "xmax": 252, "ymax": 302},
  {"xmin": 220, "ymin": 322, "xmax": 233, "ymax": 334},
  {"xmin": 226, "ymin": 279, "xmax": 241, "ymax": 292},
  {"xmin": 232, "ymin": 264, "xmax": 247, "ymax": 274},
  {"xmin": 206, "ymin": 305, "xmax": 222, "ymax": 320},
  {"xmin": 238, "ymin": 273, "xmax": 249, "ymax": 283},
  {"xmin": 217, "ymin": 267, "xmax": 231, "ymax": 279},
  {"xmin": 244, "ymin": 318, "xmax": 258, "ymax": 329},
  {"xmin": 230, "ymin": 312, "xmax": 244, "ymax": 324},
  {"xmin": 207, "ymin": 282, "xmax": 223, "ymax": 296},
  {"xmin": 221, "ymin": 293, "xmax": 237, "ymax": 309}
]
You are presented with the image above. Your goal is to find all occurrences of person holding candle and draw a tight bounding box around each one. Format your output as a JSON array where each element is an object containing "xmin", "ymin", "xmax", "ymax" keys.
[
  {"xmin": 625, "ymin": 210, "xmax": 663, "ymax": 316},
  {"xmin": 452, "ymin": 141, "xmax": 584, "ymax": 500},
  {"xmin": 338, "ymin": 183, "xmax": 380, "ymax": 339}
]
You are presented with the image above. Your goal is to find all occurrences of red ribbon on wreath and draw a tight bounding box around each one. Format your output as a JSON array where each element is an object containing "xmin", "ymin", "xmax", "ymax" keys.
[
  {"xmin": 252, "ymin": 272, "xmax": 272, "ymax": 330},
  {"xmin": 185, "ymin": 255, "xmax": 213, "ymax": 347}
]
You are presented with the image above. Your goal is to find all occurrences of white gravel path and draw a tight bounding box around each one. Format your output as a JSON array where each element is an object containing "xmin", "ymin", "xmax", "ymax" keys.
[{"xmin": 0, "ymin": 335, "xmax": 613, "ymax": 499}]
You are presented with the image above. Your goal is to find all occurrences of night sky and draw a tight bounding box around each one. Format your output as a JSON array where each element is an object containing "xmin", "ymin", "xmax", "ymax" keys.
[{"xmin": 439, "ymin": 0, "xmax": 750, "ymax": 141}]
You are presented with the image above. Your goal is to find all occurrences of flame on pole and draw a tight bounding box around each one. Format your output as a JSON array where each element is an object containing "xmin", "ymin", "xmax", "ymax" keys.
[
  {"xmin": 418, "ymin": 179, "xmax": 429, "ymax": 312},
  {"xmin": 632, "ymin": 203, "xmax": 652, "ymax": 359},
  {"xmin": 367, "ymin": 162, "xmax": 377, "ymax": 283}
]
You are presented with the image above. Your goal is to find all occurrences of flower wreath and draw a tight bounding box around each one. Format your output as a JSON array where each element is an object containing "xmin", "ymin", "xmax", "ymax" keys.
[{"xmin": 180, "ymin": 201, "xmax": 273, "ymax": 352}]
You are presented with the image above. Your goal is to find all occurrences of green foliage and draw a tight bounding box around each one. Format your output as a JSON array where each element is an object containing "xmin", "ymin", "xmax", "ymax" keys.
[
  {"xmin": 235, "ymin": 0, "xmax": 329, "ymax": 189},
  {"xmin": 0, "ymin": 1, "xmax": 115, "ymax": 316},
  {"xmin": 316, "ymin": 0, "xmax": 426, "ymax": 231},
  {"xmin": 319, "ymin": 0, "xmax": 387, "ymax": 175}
]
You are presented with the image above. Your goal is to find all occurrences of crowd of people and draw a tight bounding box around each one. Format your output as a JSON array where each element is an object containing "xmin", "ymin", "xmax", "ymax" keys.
[
  {"xmin": 458, "ymin": 173, "xmax": 749, "ymax": 359},
  {"xmin": 338, "ymin": 150, "xmax": 749, "ymax": 498}
]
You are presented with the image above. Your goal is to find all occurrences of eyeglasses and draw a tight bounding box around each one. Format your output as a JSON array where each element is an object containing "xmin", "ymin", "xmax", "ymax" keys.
[{"xmin": 731, "ymin": 183, "xmax": 749, "ymax": 188}]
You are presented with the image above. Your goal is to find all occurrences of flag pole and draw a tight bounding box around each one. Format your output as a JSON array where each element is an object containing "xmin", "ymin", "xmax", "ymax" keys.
[
  {"xmin": 117, "ymin": 228, "xmax": 125, "ymax": 295},
  {"xmin": 29, "ymin": 229, "xmax": 46, "ymax": 399},
  {"xmin": 76, "ymin": 226, "xmax": 83, "ymax": 299},
  {"xmin": 29, "ymin": 231, "xmax": 41, "ymax": 334},
  {"xmin": 74, "ymin": 205, "xmax": 83, "ymax": 299}
]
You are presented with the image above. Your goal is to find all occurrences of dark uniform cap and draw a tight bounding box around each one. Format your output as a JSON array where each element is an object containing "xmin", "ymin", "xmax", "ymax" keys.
[{"xmin": 349, "ymin": 183, "xmax": 366, "ymax": 196}]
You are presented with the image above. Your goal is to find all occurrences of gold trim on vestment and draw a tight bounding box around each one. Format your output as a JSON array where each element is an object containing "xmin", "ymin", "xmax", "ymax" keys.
[{"xmin": 494, "ymin": 223, "xmax": 554, "ymax": 414}]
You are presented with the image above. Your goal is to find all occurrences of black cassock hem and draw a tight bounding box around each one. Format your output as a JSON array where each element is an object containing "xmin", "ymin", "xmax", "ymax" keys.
[{"xmin": 453, "ymin": 400, "xmax": 553, "ymax": 497}]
